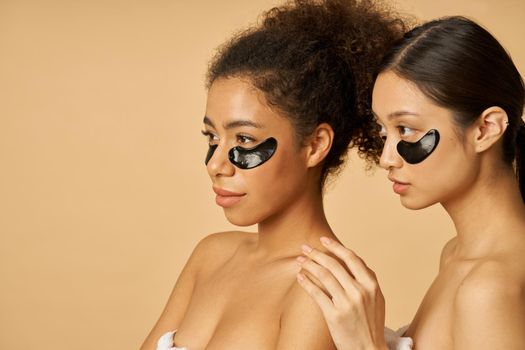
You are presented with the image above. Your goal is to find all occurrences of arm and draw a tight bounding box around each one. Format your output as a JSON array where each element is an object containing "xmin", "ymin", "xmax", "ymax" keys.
[
  {"xmin": 453, "ymin": 265, "xmax": 525, "ymax": 350},
  {"xmin": 275, "ymin": 282, "xmax": 337, "ymax": 350},
  {"xmin": 297, "ymin": 237, "xmax": 388, "ymax": 350}
]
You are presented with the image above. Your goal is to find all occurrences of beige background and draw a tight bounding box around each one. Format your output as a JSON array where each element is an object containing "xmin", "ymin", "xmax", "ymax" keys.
[{"xmin": 0, "ymin": 0, "xmax": 523, "ymax": 349}]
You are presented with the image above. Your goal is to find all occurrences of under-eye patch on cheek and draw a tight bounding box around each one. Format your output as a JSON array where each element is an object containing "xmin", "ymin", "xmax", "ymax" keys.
[
  {"xmin": 396, "ymin": 129, "xmax": 440, "ymax": 164},
  {"xmin": 229, "ymin": 137, "xmax": 277, "ymax": 169},
  {"xmin": 204, "ymin": 144, "xmax": 218, "ymax": 165}
]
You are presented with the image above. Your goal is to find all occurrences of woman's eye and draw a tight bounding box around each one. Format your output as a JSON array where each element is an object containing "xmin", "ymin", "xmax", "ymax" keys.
[
  {"xmin": 376, "ymin": 123, "xmax": 387, "ymax": 141},
  {"xmin": 201, "ymin": 130, "xmax": 219, "ymax": 144},
  {"xmin": 398, "ymin": 126, "xmax": 415, "ymax": 137},
  {"xmin": 237, "ymin": 134, "xmax": 255, "ymax": 144}
]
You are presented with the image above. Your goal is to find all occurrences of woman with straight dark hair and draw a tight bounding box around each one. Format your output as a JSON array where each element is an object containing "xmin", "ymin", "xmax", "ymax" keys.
[{"xmin": 297, "ymin": 16, "xmax": 525, "ymax": 349}]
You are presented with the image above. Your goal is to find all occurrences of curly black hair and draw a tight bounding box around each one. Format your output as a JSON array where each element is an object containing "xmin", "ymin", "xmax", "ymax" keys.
[{"xmin": 207, "ymin": 0, "xmax": 406, "ymax": 185}]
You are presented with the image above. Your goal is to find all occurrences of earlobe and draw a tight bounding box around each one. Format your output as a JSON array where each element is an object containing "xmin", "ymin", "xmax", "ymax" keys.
[
  {"xmin": 306, "ymin": 123, "xmax": 334, "ymax": 168},
  {"xmin": 473, "ymin": 106, "xmax": 508, "ymax": 153}
]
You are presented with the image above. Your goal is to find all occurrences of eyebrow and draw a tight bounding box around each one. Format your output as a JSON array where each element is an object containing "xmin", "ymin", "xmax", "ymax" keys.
[
  {"xmin": 203, "ymin": 116, "xmax": 263, "ymax": 129},
  {"xmin": 372, "ymin": 110, "xmax": 420, "ymax": 120}
]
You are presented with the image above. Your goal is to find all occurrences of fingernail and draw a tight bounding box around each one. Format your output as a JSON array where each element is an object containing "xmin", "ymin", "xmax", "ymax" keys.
[
  {"xmin": 296, "ymin": 256, "xmax": 307, "ymax": 264},
  {"xmin": 320, "ymin": 237, "xmax": 332, "ymax": 245},
  {"xmin": 301, "ymin": 244, "xmax": 313, "ymax": 254},
  {"xmin": 297, "ymin": 273, "xmax": 305, "ymax": 282}
]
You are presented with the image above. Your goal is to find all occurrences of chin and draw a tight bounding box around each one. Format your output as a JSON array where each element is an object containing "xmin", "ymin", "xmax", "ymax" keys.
[
  {"xmin": 223, "ymin": 210, "xmax": 261, "ymax": 227},
  {"xmin": 399, "ymin": 196, "xmax": 436, "ymax": 211}
]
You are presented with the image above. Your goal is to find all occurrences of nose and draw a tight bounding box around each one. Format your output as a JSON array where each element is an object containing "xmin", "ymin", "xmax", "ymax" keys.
[
  {"xmin": 206, "ymin": 144, "xmax": 235, "ymax": 178},
  {"xmin": 379, "ymin": 137, "xmax": 403, "ymax": 170}
]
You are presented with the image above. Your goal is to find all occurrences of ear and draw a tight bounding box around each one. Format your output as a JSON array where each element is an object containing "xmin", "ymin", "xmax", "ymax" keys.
[
  {"xmin": 471, "ymin": 106, "xmax": 509, "ymax": 153},
  {"xmin": 305, "ymin": 123, "xmax": 334, "ymax": 168}
]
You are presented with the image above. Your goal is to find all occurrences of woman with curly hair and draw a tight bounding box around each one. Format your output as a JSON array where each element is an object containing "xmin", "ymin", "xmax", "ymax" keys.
[
  {"xmin": 297, "ymin": 16, "xmax": 525, "ymax": 350},
  {"xmin": 139, "ymin": 0, "xmax": 405, "ymax": 349}
]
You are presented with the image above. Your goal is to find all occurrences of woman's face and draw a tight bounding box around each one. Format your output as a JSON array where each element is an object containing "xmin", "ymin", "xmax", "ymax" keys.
[
  {"xmin": 203, "ymin": 77, "xmax": 310, "ymax": 226},
  {"xmin": 372, "ymin": 71, "xmax": 479, "ymax": 210}
]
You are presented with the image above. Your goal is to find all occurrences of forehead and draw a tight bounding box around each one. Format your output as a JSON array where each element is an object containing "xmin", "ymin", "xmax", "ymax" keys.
[
  {"xmin": 205, "ymin": 77, "xmax": 290, "ymax": 131},
  {"xmin": 372, "ymin": 71, "xmax": 453, "ymax": 123}
]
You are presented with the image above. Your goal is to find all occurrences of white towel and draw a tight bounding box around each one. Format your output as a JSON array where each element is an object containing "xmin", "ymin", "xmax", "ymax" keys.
[
  {"xmin": 384, "ymin": 325, "xmax": 413, "ymax": 350},
  {"xmin": 156, "ymin": 331, "xmax": 188, "ymax": 350},
  {"xmin": 156, "ymin": 327, "xmax": 413, "ymax": 350}
]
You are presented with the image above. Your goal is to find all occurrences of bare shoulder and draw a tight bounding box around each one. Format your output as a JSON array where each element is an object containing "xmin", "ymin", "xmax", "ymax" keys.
[
  {"xmin": 452, "ymin": 257, "xmax": 525, "ymax": 349},
  {"xmin": 439, "ymin": 237, "xmax": 457, "ymax": 269},
  {"xmin": 276, "ymin": 272, "xmax": 336, "ymax": 350},
  {"xmin": 194, "ymin": 230, "xmax": 255, "ymax": 256},
  {"xmin": 453, "ymin": 222, "xmax": 525, "ymax": 301},
  {"xmin": 191, "ymin": 231, "xmax": 256, "ymax": 271},
  {"xmin": 455, "ymin": 258, "xmax": 525, "ymax": 306}
]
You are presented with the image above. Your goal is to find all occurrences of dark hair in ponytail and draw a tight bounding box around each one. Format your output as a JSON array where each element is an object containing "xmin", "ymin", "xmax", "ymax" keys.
[
  {"xmin": 517, "ymin": 121, "xmax": 525, "ymax": 200},
  {"xmin": 207, "ymin": 0, "xmax": 406, "ymax": 185},
  {"xmin": 378, "ymin": 16, "xmax": 525, "ymax": 201}
]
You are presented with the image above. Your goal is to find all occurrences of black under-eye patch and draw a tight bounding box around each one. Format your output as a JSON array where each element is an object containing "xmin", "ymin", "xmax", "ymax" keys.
[
  {"xmin": 204, "ymin": 144, "xmax": 218, "ymax": 165},
  {"xmin": 228, "ymin": 137, "xmax": 277, "ymax": 169},
  {"xmin": 396, "ymin": 129, "xmax": 440, "ymax": 164}
]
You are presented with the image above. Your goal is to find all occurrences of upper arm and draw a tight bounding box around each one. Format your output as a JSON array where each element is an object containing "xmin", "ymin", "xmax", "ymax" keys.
[
  {"xmin": 275, "ymin": 283, "xmax": 337, "ymax": 350},
  {"xmin": 453, "ymin": 265, "xmax": 525, "ymax": 350},
  {"xmin": 140, "ymin": 235, "xmax": 214, "ymax": 350}
]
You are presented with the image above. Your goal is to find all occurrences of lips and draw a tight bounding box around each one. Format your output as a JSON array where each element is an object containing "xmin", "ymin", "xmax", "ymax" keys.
[
  {"xmin": 388, "ymin": 176, "xmax": 410, "ymax": 195},
  {"xmin": 213, "ymin": 186, "xmax": 246, "ymax": 208}
]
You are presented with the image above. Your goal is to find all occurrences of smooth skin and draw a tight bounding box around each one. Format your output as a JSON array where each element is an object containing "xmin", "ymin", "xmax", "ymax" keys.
[
  {"xmin": 140, "ymin": 77, "xmax": 338, "ymax": 350},
  {"xmin": 297, "ymin": 71, "xmax": 525, "ymax": 350}
]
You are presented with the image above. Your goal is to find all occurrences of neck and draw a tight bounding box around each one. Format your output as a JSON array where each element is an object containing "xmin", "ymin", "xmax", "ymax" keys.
[
  {"xmin": 254, "ymin": 186, "xmax": 335, "ymax": 260},
  {"xmin": 442, "ymin": 164, "xmax": 525, "ymax": 259}
]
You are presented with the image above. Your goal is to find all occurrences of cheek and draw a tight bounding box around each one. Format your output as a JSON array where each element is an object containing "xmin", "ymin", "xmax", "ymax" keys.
[
  {"xmin": 246, "ymin": 148, "xmax": 305, "ymax": 191},
  {"xmin": 406, "ymin": 136, "xmax": 474, "ymax": 204},
  {"xmin": 243, "ymin": 146, "xmax": 307, "ymax": 211},
  {"xmin": 410, "ymin": 132, "xmax": 463, "ymax": 173},
  {"xmin": 220, "ymin": 140, "xmax": 306, "ymax": 226}
]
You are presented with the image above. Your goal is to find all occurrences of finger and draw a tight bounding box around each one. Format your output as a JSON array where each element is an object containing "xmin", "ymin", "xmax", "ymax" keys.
[
  {"xmin": 299, "ymin": 267, "xmax": 328, "ymax": 295},
  {"xmin": 296, "ymin": 272, "xmax": 336, "ymax": 315},
  {"xmin": 300, "ymin": 245, "xmax": 360, "ymax": 295},
  {"xmin": 299, "ymin": 265, "xmax": 371, "ymax": 327},
  {"xmin": 298, "ymin": 256, "xmax": 348, "ymax": 306},
  {"xmin": 316, "ymin": 238, "xmax": 379, "ymax": 289}
]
